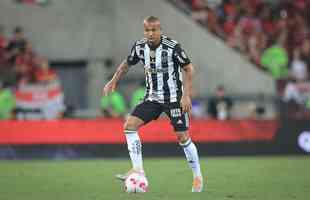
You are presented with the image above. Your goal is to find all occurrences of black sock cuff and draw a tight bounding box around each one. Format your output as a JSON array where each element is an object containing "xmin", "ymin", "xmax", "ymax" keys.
[
  {"xmin": 124, "ymin": 130, "xmax": 138, "ymax": 134},
  {"xmin": 179, "ymin": 139, "xmax": 192, "ymax": 148}
]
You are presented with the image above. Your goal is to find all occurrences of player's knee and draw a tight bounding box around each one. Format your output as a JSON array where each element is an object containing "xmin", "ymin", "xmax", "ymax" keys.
[
  {"xmin": 124, "ymin": 121, "xmax": 137, "ymax": 131},
  {"xmin": 176, "ymin": 132, "xmax": 190, "ymax": 144},
  {"xmin": 124, "ymin": 118, "xmax": 140, "ymax": 131}
]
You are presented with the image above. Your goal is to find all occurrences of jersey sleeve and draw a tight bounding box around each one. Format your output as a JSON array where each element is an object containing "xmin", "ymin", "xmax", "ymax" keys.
[
  {"xmin": 126, "ymin": 42, "xmax": 140, "ymax": 66},
  {"xmin": 173, "ymin": 44, "xmax": 191, "ymax": 67}
]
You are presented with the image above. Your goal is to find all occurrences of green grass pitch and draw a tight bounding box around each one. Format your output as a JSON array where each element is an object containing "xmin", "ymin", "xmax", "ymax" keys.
[{"xmin": 0, "ymin": 156, "xmax": 309, "ymax": 200}]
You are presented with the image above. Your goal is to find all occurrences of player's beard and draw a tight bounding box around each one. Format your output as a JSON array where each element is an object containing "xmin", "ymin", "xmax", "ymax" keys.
[
  {"xmin": 147, "ymin": 39, "xmax": 160, "ymax": 49},
  {"xmin": 147, "ymin": 39, "xmax": 154, "ymax": 46}
]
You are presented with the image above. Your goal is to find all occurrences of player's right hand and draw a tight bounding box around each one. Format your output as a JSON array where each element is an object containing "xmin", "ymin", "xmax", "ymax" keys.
[
  {"xmin": 103, "ymin": 80, "xmax": 117, "ymax": 96},
  {"xmin": 180, "ymin": 94, "xmax": 192, "ymax": 114}
]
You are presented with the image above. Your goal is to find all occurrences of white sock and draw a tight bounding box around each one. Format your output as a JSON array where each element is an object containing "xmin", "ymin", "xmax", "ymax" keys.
[
  {"xmin": 180, "ymin": 139, "xmax": 202, "ymax": 178},
  {"xmin": 125, "ymin": 130, "xmax": 143, "ymax": 172}
]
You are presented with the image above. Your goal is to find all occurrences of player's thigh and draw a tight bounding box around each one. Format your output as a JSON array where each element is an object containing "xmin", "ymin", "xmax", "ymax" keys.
[
  {"xmin": 130, "ymin": 101, "xmax": 163, "ymax": 125},
  {"xmin": 164, "ymin": 102, "xmax": 190, "ymax": 132},
  {"xmin": 124, "ymin": 115, "xmax": 145, "ymax": 130}
]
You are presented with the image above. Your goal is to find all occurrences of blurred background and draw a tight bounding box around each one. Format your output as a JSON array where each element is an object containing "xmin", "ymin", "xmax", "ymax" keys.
[{"xmin": 0, "ymin": 0, "xmax": 310, "ymax": 159}]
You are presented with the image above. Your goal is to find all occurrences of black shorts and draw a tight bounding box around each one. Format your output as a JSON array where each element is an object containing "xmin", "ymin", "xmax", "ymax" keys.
[{"xmin": 131, "ymin": 100, "xmax": 189, "ymax": 132}]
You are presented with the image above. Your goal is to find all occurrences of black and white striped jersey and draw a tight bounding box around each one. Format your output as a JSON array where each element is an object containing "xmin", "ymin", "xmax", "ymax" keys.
[{"xmin": 127, "ymin": 35, "xmax": 191, "ymax": 103}]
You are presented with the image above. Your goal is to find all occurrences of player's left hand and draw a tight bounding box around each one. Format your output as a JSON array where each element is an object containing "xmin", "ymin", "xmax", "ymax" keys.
[{"xmin": 180, "ymin": 95, "xmax": 192, "ymax": 114}]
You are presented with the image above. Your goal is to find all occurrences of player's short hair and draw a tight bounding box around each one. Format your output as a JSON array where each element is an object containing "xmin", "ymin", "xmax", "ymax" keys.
[{"xmin": 144, "ymin": 16, "xmax": 160, "ymax": 24}]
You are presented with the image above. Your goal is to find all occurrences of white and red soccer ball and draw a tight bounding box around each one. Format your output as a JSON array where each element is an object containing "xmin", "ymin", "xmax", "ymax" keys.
[{"xmin": 124, "ymin": 172, "xmax": 149, "ymax": 193}]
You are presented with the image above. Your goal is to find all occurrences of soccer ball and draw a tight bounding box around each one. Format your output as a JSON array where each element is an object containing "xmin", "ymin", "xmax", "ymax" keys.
[{"xmin": 124, "ymin": 172, "xmax": 148, "ymax": 193}]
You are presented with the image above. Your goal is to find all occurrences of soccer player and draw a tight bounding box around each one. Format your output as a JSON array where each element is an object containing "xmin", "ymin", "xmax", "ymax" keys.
[{"xmin": 103, "ymin": 16, "xmax": 204, "ymax": 192}]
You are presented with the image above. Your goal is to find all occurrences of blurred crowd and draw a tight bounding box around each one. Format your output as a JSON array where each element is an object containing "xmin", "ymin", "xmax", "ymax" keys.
[
  {"xmin": 173, "ymin": 0, "xmax": 310, "ymax": 118},
  {"xmin": 0, "ymin": 25, "xmax": 65, "ymax": 120},
  {"xmin": 183, "ymin": 0, "xmax": 309, "ymax": 66},
  {"xmin": 2, "ymin": 0, "xmax": 310, "ymax": 121}
]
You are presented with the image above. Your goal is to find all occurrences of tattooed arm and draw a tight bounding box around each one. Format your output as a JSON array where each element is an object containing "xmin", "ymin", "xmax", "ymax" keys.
[{"xmin": 103, "ymin": 59, "xmax": 130, "ymax": 96}]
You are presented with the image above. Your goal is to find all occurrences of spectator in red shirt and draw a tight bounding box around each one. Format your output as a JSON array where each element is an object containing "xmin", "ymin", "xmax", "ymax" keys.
[
  {"xmin": 219, "ymin": 0, "xmax": 239, "ymax": 46},
  {"xmin": 259, "ymin": 4, "xmax": 276, "ymax": 44},
  {"xmin": 234, "ymin": 4, "xmax": 262, "ymax": 51},
  {"xmin": 6, "ymin": 26, "xmax": 28, "ymax": 64},
  {"xmin": 293, "ymin": 0, "xmax": 307, "ymax": 13},
  {"xmin": 191, "ymin": 0, "xmax": 205, "ymax": 10},
  {"xmin": 14, "ymin": 41, "xmax": 36, "ymax": 67},
  {"xmin": 34, "ymin": 57, "xmax": 57, "ymax": 83},
  {"xmin": 14, "ymin": 41, "xmax": 37, "ymax": 84}
]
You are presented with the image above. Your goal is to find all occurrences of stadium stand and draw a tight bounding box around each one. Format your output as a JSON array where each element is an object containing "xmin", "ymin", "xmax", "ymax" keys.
[
  {"xmin": 169, "ymin": 0, "xmax": 310, "ymax": 119},
  {"xmin": 0, "ymin": 25, "xmax": 65, "ymax": 120}
]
